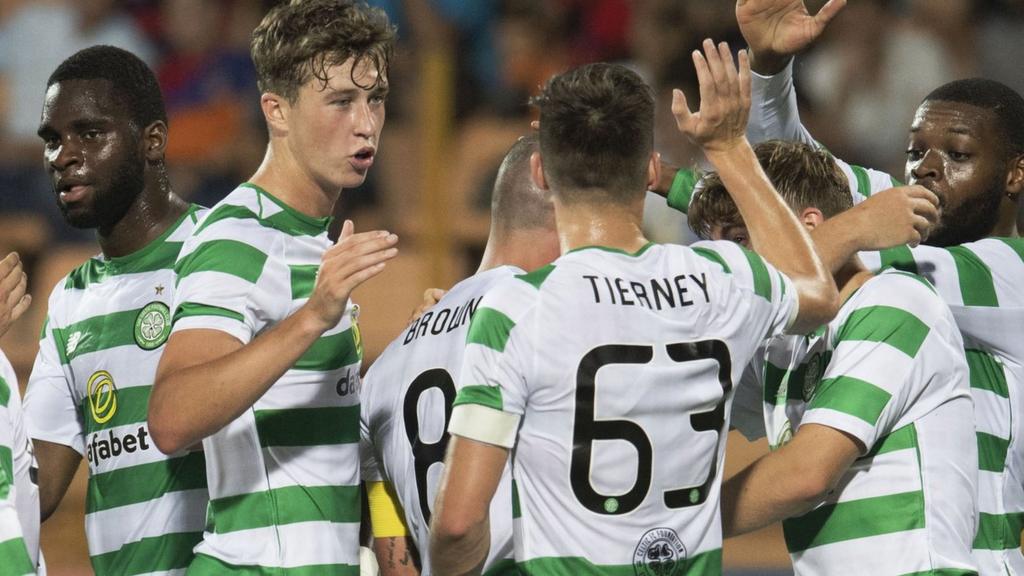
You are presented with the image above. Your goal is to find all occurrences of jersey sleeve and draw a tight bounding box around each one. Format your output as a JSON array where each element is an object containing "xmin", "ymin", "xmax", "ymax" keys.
[
  {"xmin": 690, "ymin": 240, "xmax": 798, "ymax": 338},
  {"xmin": 448, "ymin": 282, "xmax": 534, "ymax": 449},
  {"xmin": 0, "ymin": 476, "xmax": 35, "ymax": 576},
  {"xmin": 170, "ymin": 217, "xmax": 289, "ymax": 344},
  {"xmin": 730, "ymin": 359, "xmax": 768, "ymax": 441},
  {"xmin": 359, "ymin": 388, "xmax": 383, "ymax": 483},
  {"xmin": 800, "ymin": 280, "xmax": 940, "ymax": 452},
  {"xmin": 23, "ymin": 309, "xmax": 85, "ymax": 456}
]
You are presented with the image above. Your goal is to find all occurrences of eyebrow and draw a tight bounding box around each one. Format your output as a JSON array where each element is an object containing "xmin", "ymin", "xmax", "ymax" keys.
[{"xmin": 37, "ymin": 118, "xmax": 114, "ymax": 138}]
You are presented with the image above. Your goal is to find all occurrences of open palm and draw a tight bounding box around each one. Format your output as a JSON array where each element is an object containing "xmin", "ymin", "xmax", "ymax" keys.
[{"xmin": 736, "ymin": 0, "xmax": 846, "ymax": 59}]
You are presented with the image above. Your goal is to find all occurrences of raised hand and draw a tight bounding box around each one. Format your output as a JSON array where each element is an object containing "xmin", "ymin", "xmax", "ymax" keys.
[
  {"xmin": 672, "ymin": 39, "xmax": 751, "ymax": 153},
  {"xmin": 305, "ymin": 220, "xmax": 398, "ymax": 332},
  {"xmin": 736, "ymin": 0, "xmax": 846, "ymax": 74},
  {"xmin": 847, "ymin": 185, "xmax": 940, "ymax": 249},
  {"xmin": 0, "ymin": 252, "xmax": 31, "ymax": 339}
]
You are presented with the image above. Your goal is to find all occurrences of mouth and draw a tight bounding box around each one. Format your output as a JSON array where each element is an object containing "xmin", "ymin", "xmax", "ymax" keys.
[
  {"xmin": 57, "ymin": 182, "xmax": 92, "ymax": 204},
  {"xmin": 350, "ymin": 148, "xmax": 375, "ymax": 171}
]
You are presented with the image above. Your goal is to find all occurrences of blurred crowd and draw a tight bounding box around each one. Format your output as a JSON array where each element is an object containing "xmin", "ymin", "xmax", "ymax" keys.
[{"xmin": 2, "ymin": 0, "xmax": 1023, "ymax": 245}]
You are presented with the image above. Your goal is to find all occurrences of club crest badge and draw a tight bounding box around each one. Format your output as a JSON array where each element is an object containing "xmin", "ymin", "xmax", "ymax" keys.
[
  {"xmin": 633, "ymin": 527, "xmax": 686, "ymax": 576},
  {"xmin": 134, "ymin": 301, "xmax": 171, "ymax": 350}
]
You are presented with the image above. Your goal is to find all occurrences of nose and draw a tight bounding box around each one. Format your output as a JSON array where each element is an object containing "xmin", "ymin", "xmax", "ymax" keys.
[
  {"xmin": 47, "ymin": 136, "xmax": 80, "ymax": 172},
  {"xmin": 908, "ymin": 149, "xmax": 940, "ymax": 183},
  {"xmin": 352, "ymin": 101, "xmax": 377, "ymax": 139}
]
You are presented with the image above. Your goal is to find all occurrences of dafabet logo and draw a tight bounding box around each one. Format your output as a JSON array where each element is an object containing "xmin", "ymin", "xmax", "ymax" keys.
[{"xmin": 87, "ymin": 370, "xmax": 118, "ymax": 424}]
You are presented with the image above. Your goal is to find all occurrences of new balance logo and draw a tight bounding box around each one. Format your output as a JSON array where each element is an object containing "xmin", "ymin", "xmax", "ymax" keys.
[{"xmin": 66, "ymin": 331, "xmax": 83, "ymax": 356}]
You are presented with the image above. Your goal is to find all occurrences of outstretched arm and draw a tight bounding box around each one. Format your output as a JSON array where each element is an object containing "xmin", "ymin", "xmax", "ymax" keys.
[{"xmin": 674, "ymin": 39, "xmax": 838, "ymax": 333}]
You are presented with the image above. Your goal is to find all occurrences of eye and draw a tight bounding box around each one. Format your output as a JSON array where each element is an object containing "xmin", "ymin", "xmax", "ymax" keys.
[
  {"xmin": 333, "ymin": 98, "xmax": 352, "ymax": 107},
  {"xmin": 370, "ymin": 93, "xmax": 387, "ymax": 105},
  {"xmin": 948, "ymin": 150, "xmax": 970, "ymax": 161},
  {"xmin": 905, "ymin": 147, "xmax": 924, "ymax": 161},
  {"xmin": 82, "ymin": 129, "xmax": 102, "ymax": 140}
]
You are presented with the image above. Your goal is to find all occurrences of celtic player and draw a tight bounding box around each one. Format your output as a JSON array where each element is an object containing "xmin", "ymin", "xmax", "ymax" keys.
[
  {"xmin": 688, "ymin": 140, "xmax": 977, "ymax": 574},
  {"xmin": 149, "ymin": 2, "xmax": 398, "ymax": 573},
  {"xmin": 430, "ymin": 41, "xmax": 839, "ymax": 575},
  {"xmin": 361, "ymin": 135, "xmax": 558, "ymax": 575},
  {"xmin": 23, "ymin": 46, "xmax": 208, "ymax": 575}
]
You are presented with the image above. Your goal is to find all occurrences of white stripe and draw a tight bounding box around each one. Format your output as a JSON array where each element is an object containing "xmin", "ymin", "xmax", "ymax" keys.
[
  {"xmin": 824, "ymin": 448, "xmax": 922, "ymax": 504},
  {"xmin": 791, "ymin": 528, "xmax": 935, "ymax": 575},
  {"xmin": 449, "ymin": 404, "xmax": 519, "ymax": 448},
  {"xmin": 197, "ymin": 520, "xmax": 360, "ymax": 568},
  {"xmin": 85, "ymin": 488, "xmax": 207, "ymax": 556},
  {"xmin": 263, "ymin": 444, "xmax": 359, "ymax": 490}
]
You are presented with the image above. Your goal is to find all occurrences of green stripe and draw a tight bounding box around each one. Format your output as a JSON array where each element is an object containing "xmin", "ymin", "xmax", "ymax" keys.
[
  {"xmin": 0, "ymin": 375, "xmax": 8, "ymax": 407},
  {"xmin": 966, "ymin": 349, "xmax": 1008, "ymax": 398},
  {"xmin": 254, "ymin": 405, "xmax": 359, "ymax": 447},
  {"xmin": 484, "ymin": 559, "xmax": 519, "ymax": 576},
  {"xmin": 862, "ymin": 423, "xmax": 917, "ymax": 459},
  {"xmin": 878, "ymin": 246, "xmax": 919, "ymax": 274},
  {"xmin": 890, "ymin": 175, "xmax": 903, "ymax": 187},
  {"xmin": 809, "ymin": 375, "xmax": 892, "ymax": 426},
  {"xmin": 518, "ymin": 548, "xmax": 721, "ymax": 575},
  {"xmin": 290, "ymin": 264, "xmax": 319, "ymax": 299},
  {"xmin": 973, "ymin": 511, "xmax": 1024, "ymax": 550},
  {"xmin": 567, "ymin": 243, "xmax": 655, "ymax": 257},
  {"xmin": 89, "ymin": 530, "xmax": 202, "ymax": 575},
  {"xmin": 836, "ymin": 305, "xmax": 930, "ymax": 358},
  {"xmin": 0, "ymin": 537, "xmax": 34, "ymax": 574},
  {"xmin": 692, "ymin": 247, "xmax": 731, "ymax": 273},
  {"xmin": 196, "ymin": 190, "xmax": 331, "ymax": 238},
  {"xmin": 0, "ymin": 446, "xmax": 11, "ymax": 487},
  {"xmin": 516, "ymin": 264, "xmax": 556, "ymax": 290},
  {"xmin": 899, "ymin": 570, "xmax": 978, "ymax": 576},
  {"xmin": 86, "ymin": 451, "xmax": 206, "ymax": 513},
  {"xmin": 175, "ymin": 239, "xmax": 268, "ymax": 284},
  {"xmin": 80, "ymin": 385, "xmax": 151, "ymax": 435},
  {"xmin": 209, "ymin": 484, "xmax": 360, "ymax": 533},
  {"xmin": 741, "ymin": 247, "xmax": 772, "ymax": 300},
  {"xmin": 948, "ymin": 245, "xmax": 999, "ymax": 307},
  {"xmin": 977, "ymin": 431, "xmax": 1009, "ymax": 473},
  {"xmin": 294, "ymin": 328, "xmax": 360, "ymax": 371},
  {"xmin": 763, "ymin": 361, "xmax": 801, "ymax": 406},
  {"xmin": 53, "ymin": 308, "xmax": 142, "ymax": 364},
  {"xmin": 999, "ymin": 237, "xmax": 1024, "ymax": 263},
  {"xmin": 783, "ymin": 490, "xmax": 925, "ymax": 552},
  {"xmin": 190, "ymin": 553, "xmax": 359, "ymax": 575},
  {"xmin": 511, "ymin": 479, "xmax": 521, "ymax": 519},
  {"xmin": 172, "ymin": 302, "xmax": 245, "ymax": 325},
  {"xmin": 667, "ymin": 168, "xmax": 699, "ymax": 212},
  {"xmin": 453, "ymin": 385, "xmax": 503, "ymax": 411},
  {"xmin": 466, "ymin": 307, "xmax": 516, "ymax": 352},
  {"xmin": 851, "ymin": 164, "xmax": 872, "ymax": 197}
]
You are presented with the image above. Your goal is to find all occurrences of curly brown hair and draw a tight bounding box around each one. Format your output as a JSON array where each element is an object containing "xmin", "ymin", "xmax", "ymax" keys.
[
  {"xmin": 251, "ymin": 0, "xmax": 396, "ymax": 102},
  {"xmin": 688, "ymin": 140, "xmax": 851, "ymax": 239}
]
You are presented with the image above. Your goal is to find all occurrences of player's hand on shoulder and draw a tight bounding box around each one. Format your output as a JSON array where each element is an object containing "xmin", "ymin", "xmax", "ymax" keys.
[
  {"xmin": 409, "ymin": 288, "xmax": 446, "ymax": 323},
  {"xmin": 0, "ymin": 251, "xmax": 31, "ymax": 339},
  {"xmin": 736, "ymin": 0, "xmax": 846, "ymax": 74},
  {"xmin": 305, "ymin": 220, "xmax": 398, "ymax": 332},
  {"xmin": 672, "ymin": 39, "xmax": 751, "ymax": 153},
  {"xmin": 848, "ymin": 185, "xmax": 939, "ymax": 249}
]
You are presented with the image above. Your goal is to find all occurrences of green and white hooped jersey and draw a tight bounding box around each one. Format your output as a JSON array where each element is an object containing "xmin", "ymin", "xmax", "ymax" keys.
[
  {"xmin": 361, "ymin": 266, "xmax": 521, "ymax": 575},
  {"xmin": 24, "ymin": 205, "xmax": 207, "ymax": 576},
  {"xmin": 171, "ymin": 184, "xmax": 363, "ymax": 574},
  {"xmin": 733, "ymin": 269, "xmax": 979, "ymax": 575},
  {"xmin": 1, "ymin": 352, "xmax": 37, "ymax": 576},
  {"xmin": 860, "ymin": 239, "xmax": 1024, "ymax": 575},
  {"xmin": 449, "ymin": 241, "xmax": 797, "ymax": 575}
]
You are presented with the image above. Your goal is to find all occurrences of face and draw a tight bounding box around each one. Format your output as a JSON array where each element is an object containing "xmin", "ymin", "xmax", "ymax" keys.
[
  {"xmin": 905, "ymin": 100, "xmax": 1009, "ymax": 246},
  {"xmin": 707, "ymin": 223, "xmax": 750, "ymax": 247},
  {"xmin": 283, "ymin": 57, "xmax": 387, "ymax": 192},
  {"xmin": 38, "ymin": 79, "xmax": 146, "ymax": 230}
]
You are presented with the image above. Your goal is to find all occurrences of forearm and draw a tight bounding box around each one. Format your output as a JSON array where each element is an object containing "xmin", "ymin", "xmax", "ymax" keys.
[
  {"xmin": 747, "ymin": 61, "xmax": 816, "ymax": 146},
  {"xmin": 721, "ymin": 454, "xmax": 821, "ymax": 537},
  {"xmin": 150, "ymin": 305, "xmax": 328, "ymax": 453},
  {"xmin": 810, "ymin": 207, "xmax": 868, "ymax": 275},
  {"xmin": 374, "ymin": 537, "xmax": 419, "ymax": 576},
  {"xmin": 34, "ymin": 440, "xmax": 81, "ymax": 522},
  {"xmin": 430, "ymin": 517, "xmax": 490, "ymax": 576}
]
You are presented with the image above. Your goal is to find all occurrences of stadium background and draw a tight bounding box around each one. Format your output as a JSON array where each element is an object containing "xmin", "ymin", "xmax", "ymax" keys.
[{"xmin": 1, "ymin": 0, "xmax": 1021, "ymax": 573}]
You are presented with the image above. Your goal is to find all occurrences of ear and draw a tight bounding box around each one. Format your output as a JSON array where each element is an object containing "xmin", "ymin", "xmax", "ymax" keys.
[
  {"xmin": 261, "ymin": 92, "xmax": 289, "ymax": 135},
  {"xmin": 799, "ymin": 206, "xmax": 826, "ymax": 231},
  {"xmin": 530, "ymin": 151, "xmax": 549, "ymax": 191},
  {"xmin": 647, "ymin": 151, "xmax": 661, "ymax": 191},
  {"xmin": 1005, "ymin": 152, "xmax": 1024, "ymax": 201},
  {"xmin": 142, "ymin": 120, "xmax": 168, "ymax": 163}
]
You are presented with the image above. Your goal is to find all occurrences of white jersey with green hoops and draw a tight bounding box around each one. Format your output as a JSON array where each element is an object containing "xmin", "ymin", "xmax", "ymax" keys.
[
  {"xmin": 361, "ymin": 265, "xmax": 521, "ymax": 575},
  {"xmin": 449, "ymin": 241, "xmax": 797, "ymax": 575},
  {"xmin": 24, "ymin": 205, "xmax": 208, "ymax": 576},
  {"xmin": 171, "ymin": 183, "xmax": 363, "ymax": 574},
  {"xmin": 1, "ymin": 351, "xmax": 37, "ymax": 576},
  {"xmin": 732, "ymin": 269, "xmax": 978, "ymax": 575}
]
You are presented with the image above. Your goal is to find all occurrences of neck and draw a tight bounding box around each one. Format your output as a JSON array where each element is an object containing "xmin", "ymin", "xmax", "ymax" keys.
[
  {"xmin": 991, "ymin": 196, "xmax": 1019, "ymax": 238},
  {"xmin": 249, "ymin": 140, "xmax": 339, "ymax": 218},
  {"xmin": 554, "ymin": 194, "xmax": 648, "ymax": 254},
  {"xmin": 98, "ymin": 179, "xmax": 189, "ymax": 258},
  {"xmin": 834, "ymin": 256, "xmax": 873, "ymax": 304},
  {"xmin": 476, "ymin": 227, "xmax": 561, "ymax": 274}
]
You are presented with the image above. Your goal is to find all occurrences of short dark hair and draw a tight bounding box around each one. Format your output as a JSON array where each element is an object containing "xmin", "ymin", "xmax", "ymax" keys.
[
  {"xmin": 923, "ymin": 78, "xmax": 1024, "ymax": 157},
  {"xmin": 530, "ymin": 63, "xmax": 655, "ymax": 202},
  {"xmin": 251, "ymin": 0, "xmax": 396, "ymax": 101},
  {"xmin": 47, "ymin": 45, "xmax": 167, "ymax": 129},
  {"xmin": 689, "ymin": 140, "xmax": 851, "ymax": 238},
  {"xmin": 491, "ymin": 135, "xmax": 554, "ymax": 232}
]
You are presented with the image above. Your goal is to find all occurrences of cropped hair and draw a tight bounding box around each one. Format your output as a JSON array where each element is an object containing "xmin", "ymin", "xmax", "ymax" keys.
[
  {"xmin": 47, "ymin": 45, "xmax": 167, "ymax": 129},
  {"xmin": 530, "ymin": 63, "xmax": 655, "ymax": 202},
  {"xmin": 923, "ymin": 78, "xmax": 1024, "ymax": 157},
  {"xmin": 491, "ymin": 135, "xmax": 554, "ymax": 231},
  {"xmin": 251, "ymin": 0, "xmax": 396, "ymax": 101},
  {"xmin": 689, "ymin": 140, "xmax": 851, "ymax": 238}
]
